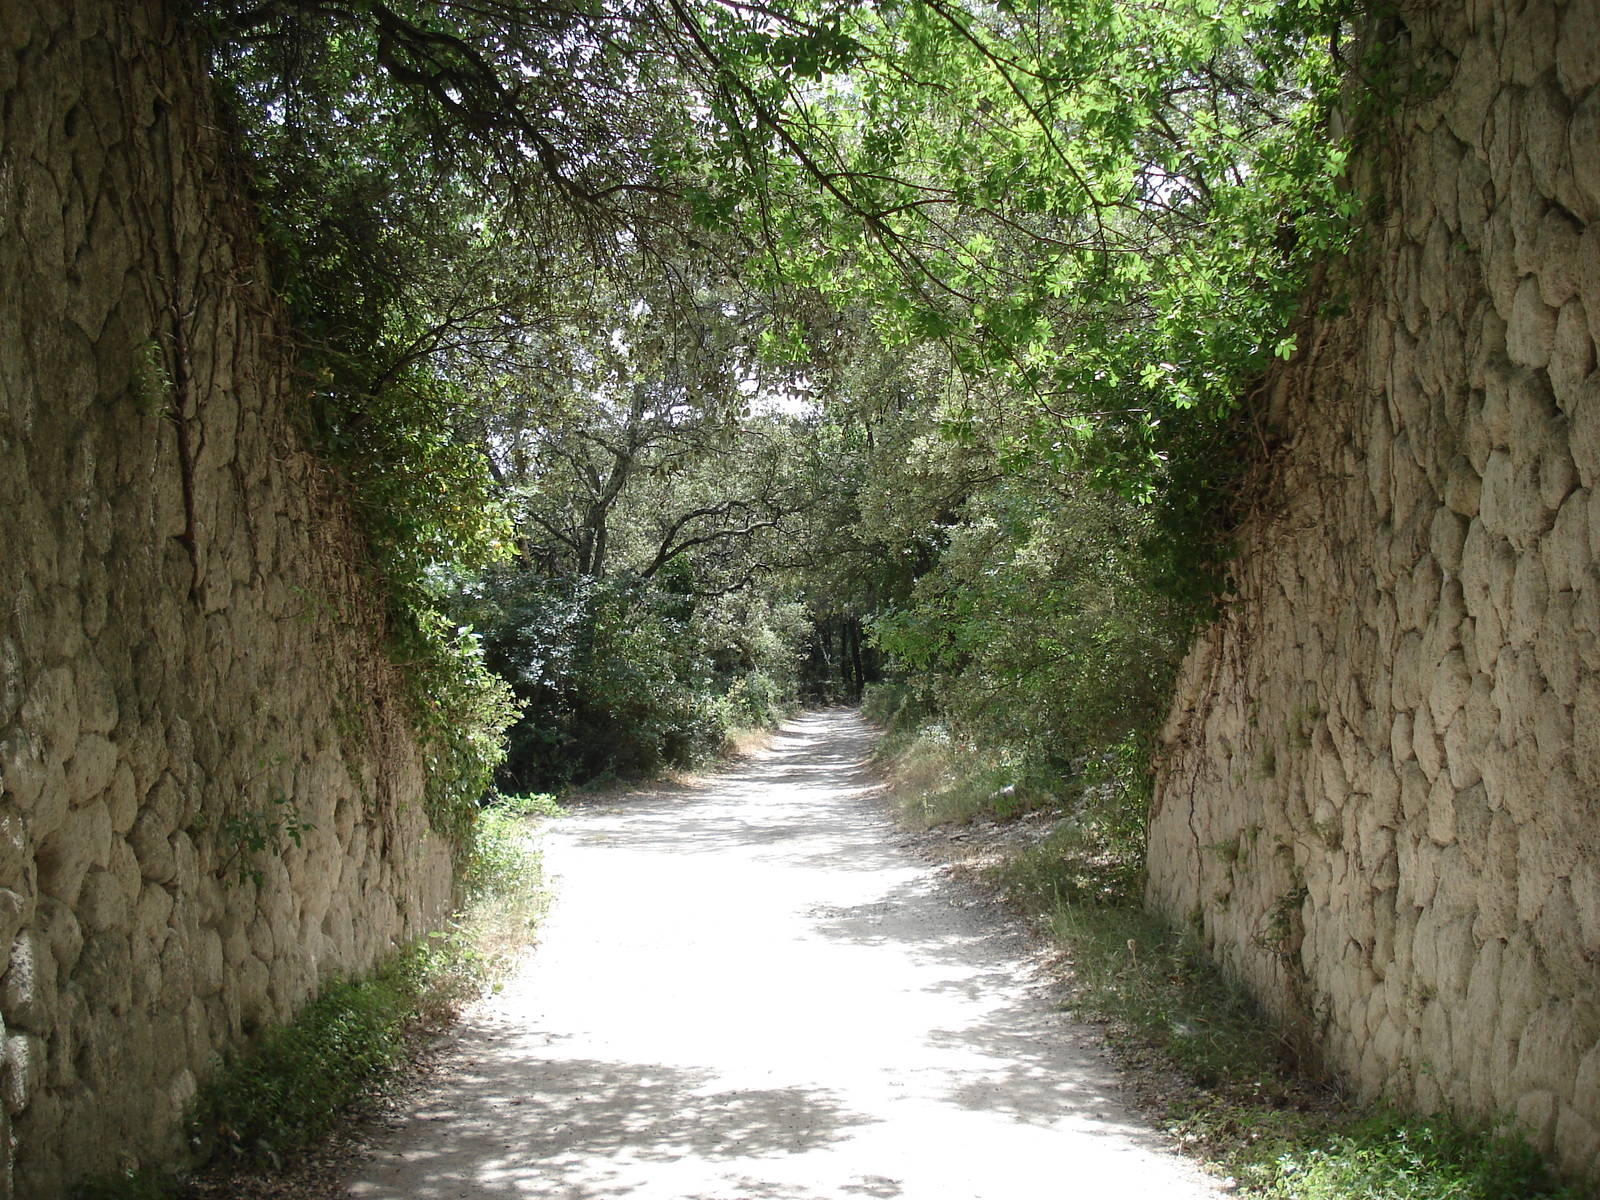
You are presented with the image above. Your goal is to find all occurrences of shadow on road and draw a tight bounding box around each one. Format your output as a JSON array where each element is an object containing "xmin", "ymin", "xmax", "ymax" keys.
[{"xmin": 351, "ymin": 1053, "xmax": 877, "ymax": 1199}]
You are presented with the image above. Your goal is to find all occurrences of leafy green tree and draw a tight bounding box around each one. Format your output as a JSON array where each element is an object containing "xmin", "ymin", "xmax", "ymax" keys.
[{"xmin": 198, "ymin": 0, "xmax": 1369, "ymax": 815}]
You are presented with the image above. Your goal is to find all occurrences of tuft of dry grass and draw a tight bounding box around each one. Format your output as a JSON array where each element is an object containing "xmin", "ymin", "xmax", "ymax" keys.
[
  {"xmin": 719, "ymin": 724, "xmax": 778, "ymax": 761},
  {"xmin": 446, "ymin": 793, "xmax": 562, "ymax": 996},
  {"xmin": 873, "ymin": 725, "xmax": 1054, "ymax": 830}
]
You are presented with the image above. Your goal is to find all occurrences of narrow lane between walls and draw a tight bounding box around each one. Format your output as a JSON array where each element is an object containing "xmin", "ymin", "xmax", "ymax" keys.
[{"xmin": 345, "ymin": 710, "xmax": 1220, "ymax": 1199}]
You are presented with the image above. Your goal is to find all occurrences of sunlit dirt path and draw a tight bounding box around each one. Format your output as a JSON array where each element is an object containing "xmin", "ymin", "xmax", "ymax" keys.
[{"xmin": 345, "ymin": 710, "xmax": 1219, "ymax": 1199}]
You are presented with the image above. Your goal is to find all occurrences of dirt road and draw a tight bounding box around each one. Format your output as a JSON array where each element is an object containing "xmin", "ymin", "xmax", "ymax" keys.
[{"xmin": 345, "ymin": 710, "xmax": 1218, "ymax": 1199}]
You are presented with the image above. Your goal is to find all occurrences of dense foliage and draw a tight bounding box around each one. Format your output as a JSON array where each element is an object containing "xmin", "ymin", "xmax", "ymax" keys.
[{"xmin": 201, "ymin": 0, "xmax": 1365, "ymax": 816}]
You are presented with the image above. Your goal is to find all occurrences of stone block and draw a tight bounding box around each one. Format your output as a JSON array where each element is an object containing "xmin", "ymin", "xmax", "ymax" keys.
[
  {"xmin": 1533, "ymin": 208, "xmax": 1584, "ymax": 308},
  {"xmin": 1475, "ymin": 814, "xmax": 1522, "ymax": 941},
  {"xmin": 1453, "ymin": 782, "xmax": 1492, "ymax": 870},
  {"xmin": 1571, "ymin": 375, "xmax": 1600, "ymax": 489},
  {"xmin": 1508, "ymin": 551, "xmax": 1550, "ymax": 646},
  {"xmin": 1442, "ymin": 705, "xmax": 1477, "ymax": 791},
  {"xmin": 157, "ymin": 924, "xmax": 194, "ymax": 1008},
  {"xmin": 1571, "ymin": 89, "xmax": 1600, "ymax": 222},
  {"xmin": 109, "ymin": 834, "xmax": 141, "ymax": 910},
  {"xmin": 1431, "ymin": 841, "xmax": 1478, "ymax": 936},
  {"xmin": 1425, "ymin": 771, "xmax": 1459, "ymax": 848},
  {"xmin": 1, "ymin": 1032, "xmax": 44, "ymax": 1118},
  {"xmin": 194, "ymin": 927, "xmax": 223, "ymax": 998},
  {"xmin": 74, "ymin": 868, "xmax": 133, "ymax": 937},
  {"xmin": 74, "ymin": 656, "xmax": 117, "ymax": 737},
  {"xmin": 1543, "ymin": 489, "xmax": 1590, "ymax": 595},
  {"xmin": 1574, "ymin": 672, "xmax": 1600, "ymax": 788},
  {"xmin": 1427, "ymin": 648, "xmax": 1474, "ymax": 736},
  {"xmin": 1426, "ymin": 580, "xmax": 1469, "ymax": 673},
  {"xmin": 1392, "ymin": 329, "xmax": 1429, "ymax": 433},
  {"xmin": 0, "ymin": 815, "xmax": 23, "ymax": 929},
  {"xmin": 1517, "ymin": 822, "xmax": 1571, "ymax": 929},
  {"xmin": 1537, "ymin": 439, "xmax": 1577, "ymax": 516},
  {"xmin": 0, "ymin": 929, "xmax": 56, "ymax": 1037},
  {"xmin": 247, "ymin": 912, "xmax": 275, "ymax": 964},
  {"xmin": 1493, "ymin": 640, "xmax": 1543, "ymax": 744},
  {"xmin": 127, "ymin": 810, "xmax": 175, "ymax": 884},
  {"xmin": 1444, "ymin": 455, "xmax": 1483, "ymax": 518},
  {"xmin": 35, "ymin": 801, "xmax": 111, "ymax": 909},
  {"xmin": 1430, "ymin": 505, "xmax": 1471, "ymax": 573},
  {"xmin": 138, "ymin": 773, "xmax": 181, "ymax": 838},
  {"xmin": 1398, "ymin": 758, "xmax": 1430, "ymax": 824},
  {"xmin": 1478, "ymin": 448, "xmax": 1516, "ymax": 537},
  {"xmin": 21, "ymin": 666, "xmax": 78, "ymax": 763},
  {"xmin": 1516, "ymin": 1088, "xmax": 1561, "ymax": 1153},
  {"xmin": 71, "ymin": 932, "xmax": 132, "ymax": 1017},
  {"xmin": 1579, "ymin": 226, "xmax": 1600, "ymax": 346},
  {"xmin": 236, "ymin": 954, "xmax": 271, "ymax": 1030},
  {"xmin": 170, "ymin": 830, "xmax": 198, "ymax": 897},
  {"xmin": 1535, "ymin": 592, "xmax": 1580, "ymax": 707},
  {"xmin": 1549, "ymin": 300, "xmax": 1595, "ymax": 412},
  {"xmin": 1393, "ymin": 632, "xmax": 1424, "ymax": 713},
  {"xmin": 1405, "ymin": 554, "xmax": 1445, "ymax": 634},
  {"xmin": 132, "ymin": 882, "xmax": 172, "ymax": 951},
  {"xmin": 35, "ymin": 897, "xmax": 81, "ymax": 981},
  {"xmin": 105, "ymin": 762, "xmax": 137, "ymax": 837},
  {"xmin": 1460, "ymin": 516, "xmax": 1493, "ymax": 614},
  {"xmin": 1523, "ymin": 77, "xmax": 1568, "ymax": 200},
  {"xmin": 1531, "ymin": 684, "xmax": 1573, "ymax": 776},
  {"xmin": 1508, "ymin": 365, "xmax": 1558, "ymax": 468},
  {"xmin": 1435, "ymin": 914, "xmax": 1476, "ymax": 1002},
  {"xmin": 1511, "ymin": 0, "xmax": 1560, "ymax": 84},
  {"xmin": 219, "ymin": 909, "xmax": 250, "ymax": 969},
  {"xmin": 1461, "ymin": 614, "xmax": 1489, "ymax": 677},
  {"xmin": 1554, "ymin": 1106, "xmax": 1600, "ymax": 1181},
  {"xmin": 1558, "ymin": 0, "xmax": 1600, "ymax": 97}
]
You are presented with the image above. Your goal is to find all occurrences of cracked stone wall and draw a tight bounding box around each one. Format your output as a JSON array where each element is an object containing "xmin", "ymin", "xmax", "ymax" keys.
[
  {"xmin": 0, "ymin": 2, "xmax": 453, "ymax": 1194},
  {"xmin": 1148, "ymin": 0, "xmax": 1600, "ymax": 1180}
]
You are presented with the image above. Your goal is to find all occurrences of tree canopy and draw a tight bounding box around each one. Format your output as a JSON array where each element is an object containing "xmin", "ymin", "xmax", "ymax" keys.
[{"xmin": 199, "ymin": 0, "xmax": 1365, "ymax": 806}]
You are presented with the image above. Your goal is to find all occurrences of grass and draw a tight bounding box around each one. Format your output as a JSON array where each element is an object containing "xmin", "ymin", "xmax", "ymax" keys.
[
  {"xmin": 74, "ymin": 791, "xmax": 559, "ymax": 1199},
  {"xmin": 869, "ymin": 720, "xmax": 1058, "ymax": 829},
  {"xmin": 1268, "ymin": 1111, "xmax": 1591, "ymax": 1200},
  {"xmin": 874, "ymin": 718, "xmax": 1592, "ymax": 1200},
  {"xmin": 453, "ymin": 790, "xmax": 563, "ymax": 976}
]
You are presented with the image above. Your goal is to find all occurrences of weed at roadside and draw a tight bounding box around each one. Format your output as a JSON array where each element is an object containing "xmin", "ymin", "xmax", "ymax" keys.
[
  {"xmin": 1267, "ymin": 1111, "xmax": 1588, "ymax": 1200},
  {"xmin": 869, "ymin": 721, "xmax": 1058, "ymax": 829}
]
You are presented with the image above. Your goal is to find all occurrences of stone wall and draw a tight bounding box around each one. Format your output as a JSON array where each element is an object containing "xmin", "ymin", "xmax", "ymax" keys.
[
  {"xmin": 1148, "ymin": 0, "xmax": 1600, "ymax": 1179},
  {"xmin": 0, "ymin": 3, "xmax": 453, "ymax": 1194}
]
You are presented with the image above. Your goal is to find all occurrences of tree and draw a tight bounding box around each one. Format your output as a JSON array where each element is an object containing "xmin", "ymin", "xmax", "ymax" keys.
[{"xmin": 198, "ymin": 0, "xmax": 1366, "ymax": 806}]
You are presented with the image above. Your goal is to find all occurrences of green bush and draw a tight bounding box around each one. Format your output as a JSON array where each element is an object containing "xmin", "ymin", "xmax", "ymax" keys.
[
  {"xmin": 188, "ymin": 969, "xmax": 412, "ymax": 1168},
  {"xmin": 1269, "ymin": 1112, "xmax": 1587, "ymax": 1200},
  {"xmin": 860, "ymin": 680, "xmax": 930, "ymax": 735},
  {"xmin": 459, "ymin": 791, "xmax": 565, "ymax": 903},
  {"xmin": 717, "ymin": 669, "xmax": 790, "ymax": 730},
  {"xmin": 466, "ymin": 571, "xmax": 709, "ymax": 784}
]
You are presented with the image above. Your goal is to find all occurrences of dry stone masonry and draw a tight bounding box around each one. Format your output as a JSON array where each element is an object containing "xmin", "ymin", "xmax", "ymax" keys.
[
  {"xmin": 0, "ymin": 3, "xmax": 453, "ymax": 1194},
  {"xmin": 1149, "ymin": 0, "xmax": 1600, "ymax": 1181}
]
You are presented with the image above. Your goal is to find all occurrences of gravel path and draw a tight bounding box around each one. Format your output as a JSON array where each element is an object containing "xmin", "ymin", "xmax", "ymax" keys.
[{"xmin": 344, "ymin": 710, "xmax": 1219, "ymax": 1199}]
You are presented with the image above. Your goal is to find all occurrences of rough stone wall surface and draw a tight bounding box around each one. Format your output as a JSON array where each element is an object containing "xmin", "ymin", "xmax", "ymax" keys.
[
  {"xmin": 1148, "ymin": 0, "xmax": 1600, "ymax": 1179},
  {"xmin": 0, "ymin": 3, "xmax": 453, "ymax": 1194}
]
